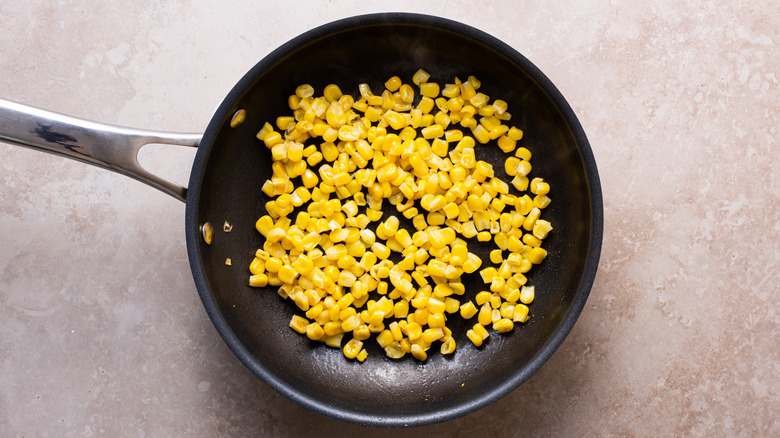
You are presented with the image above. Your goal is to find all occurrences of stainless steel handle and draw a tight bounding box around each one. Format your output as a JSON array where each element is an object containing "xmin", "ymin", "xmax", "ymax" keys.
[{"xmin": 0, "ymin": 99, "xmax": 201, "ymax": 202}]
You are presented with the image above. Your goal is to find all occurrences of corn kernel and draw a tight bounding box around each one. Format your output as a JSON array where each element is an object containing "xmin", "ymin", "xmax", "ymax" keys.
[
  {"xmin": 440, "ymin": 337, "xmax": 456, "ymax": 355},
  {"xmin": 508, "ymin": 126, "xmax": 524, "ymax": 141},
  {"xmin": 420, "ymin": 82, "xmax": 440, "ymax": 98},
  {"xmin": 412, "ymin": 69, "xmax": 430, "ymax": 86},
  {"xmin": 343, "ymin": 338, "xmax": 363, "ymax": 359},
  {"xmin": 466, "ymin": 329, "xmax": 483, "ymax": 347},
  {"xmin": 460, "ymin": 301, "xmax": 478, "ymax": 319},
  {"xmin": 306, "ymin": 322, "xmax": 325, "ymax": 341},
  {"xmin": 411, "ymin": 343, "xmax": 428, "ymax": 361},
  {"xmin": 289, "ymin": 315, "xmax": 309, "ymax": 333},
  {"xmin": 493, "ymin": 318, "xmax": 514, "ymax": 333},
  {"xmin": 460, "ymin": 82, "xmax": 476, "ymax": 100},
  {"xmin": 478, "ymin": 303, "xmax": 493, "ymax": 326},
  {"xmin": 472, "ymin": 323, "xmax": 489, "ymax": 340},
  {"xmin": 421, "ymin": 124, "xmax": 444, "ymax": 139},
  {"xmin": 534, "ymin": 194, "xmax": 552, "ymax": 209},
  {"xmin": 513, "ymin": 303, "xmax": 530, "ymax": 323},
  {"xmin": 519, "ymin": 285, "xmax": 535, "ymax": 304}
]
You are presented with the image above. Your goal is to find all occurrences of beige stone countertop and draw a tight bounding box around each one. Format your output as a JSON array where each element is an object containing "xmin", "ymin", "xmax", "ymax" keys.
[{"xmin": 1, "ymin": 1, "xmax": 777, "ymax": 436}]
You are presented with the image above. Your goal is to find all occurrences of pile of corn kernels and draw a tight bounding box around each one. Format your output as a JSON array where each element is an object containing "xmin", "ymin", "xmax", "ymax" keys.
[{"xmin": 247, "ymin": 69, "xmax": 552, "ymax": 362}]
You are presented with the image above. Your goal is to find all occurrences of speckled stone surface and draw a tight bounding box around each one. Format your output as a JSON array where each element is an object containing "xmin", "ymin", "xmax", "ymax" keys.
[{"xmin": 0, "ymin": 1, "xmax": 777, "ymax": 436}]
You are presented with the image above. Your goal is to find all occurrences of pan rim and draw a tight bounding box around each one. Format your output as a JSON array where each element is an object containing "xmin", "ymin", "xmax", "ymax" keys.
[{"xmin": 185, "ymin": 12, "xmax": 603, "ymax": 427}]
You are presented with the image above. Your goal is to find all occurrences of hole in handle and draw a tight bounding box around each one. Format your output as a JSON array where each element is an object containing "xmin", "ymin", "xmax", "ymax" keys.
[{"xmin": 137, "ymin": 142, "xmax": 197, "ymax": 190}]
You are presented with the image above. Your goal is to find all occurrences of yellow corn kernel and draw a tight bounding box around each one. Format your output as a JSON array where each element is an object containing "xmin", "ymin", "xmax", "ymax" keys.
[
  {"xmin": 510, "ymin": 175, "xmax": 529, "ymax": 192},
  {"xmin": 489, "ymin": 249, "xmax": 505, "ymax": 265},
  {"xmin": 265, "ymin": 257, "xmax": 282, "ymax": 273},
  {"xmin": 322, "ymin": 333, "xmax": 343, "ymax": 348},
  {"xmin": 343, "ymin": 338, "xmax": 363, "ymax": 359},
  {"xmin": 295, "ymin": 84, "xmax": 314, "ymax": 98},
  {"xmin": 499, "ymin": 301, "xmax": 515, "ymax": 318},
  {"xmin": 267, "ymin": 273, "xmax": 282, "ymax": 287},
  {"xmin": 491, "ymin": 99, "xmax": 508, "ymax": 115},
  {"xmin": 533, "ymin": 219, "xmax": 553, "ymax": 240},
  {"xmin": 412, "ymin": 69, "xmax": 430, "ymax": 86},
  {"xmin": 523, "ymin": 207, "xmax": 541, "ymax": 231},
  {"xmin": 424, "ymin": 296, "xmax": 445, "ymax": 315},
  {"xmin": 384, "ymin": 75, "xmax": 403, "ymax": 92},
  {"xmin": 337, "ymin": 270, "xmax": 357, "ymax": 287},
  {"xmin": 465, "ymin": 75, "xmax": 481, "ymax": 90},
  {"xmin": 339, "ymin": 314, "xmax": 360, "ymax": 332},
  {"xmin": 497, "ymin": 135, "xmax": 516, "ymax": 153},
  {"xmin": 479, "ymin": 115, "xmax": 500, "ymax": 132},
  {"xmin": 440, "ymin": 337, "xmax": 456, "ymax": 355},
  {"xmin": 383, "ymin": 110, "xmax": 407, "ymax": 131},
  {"xmin": 305, "ymin": 322, "xmax": 325, "ymax": 341},
  {"xmin": 322, "ymin": 320, "xmax": 342, "ymax": 336},
  {"xmin": 273, "ymin": 116, "xmax": 293, "ymax": 131},
  {"xmin": 458, "ymin": 301, "xmax": 477, "ymax": 319},
  {"xmin": 460, "ymin": 81, "xmax": 476, "ymax": 100},
  {"xmin": 419, "ymin": 82, "xmax": 440, "ymax": 98},
  {"xmin": 306, "ymin": 302, "xmax": 324, "ymax": 320},
  {"xmin": 361, "ymin": 206, "xmax": 381, "ymax": 223},
  {"xmin": 470, "ymin": 124, "xmax": 490, "ymax": 144},
  {"xmin": 474, "ymin": 291, "xmax": 491, "ymax": 306},
  {"xmin": 513, "ymin": 303, "xmax": 530, "ymax": 323},
  {"xmin": 382, "ymin": 342, "xmax": 404, "ymax": 359},
  {"xmin": 496, "ymin": 260, "xmax": 512, "ymax": 280},
  {"xmin": 511, "ymin": 150, "xmax": 530, "ymax": 167},
  {"xmin": 475, "ymin": 231, "xmax": 491, "ymax": 242},
  {"xmin": 355, "ymin": 348, "xmax": 368, "ymax": 362},
  {"xmin": 384, "ymin": 321, "xmax": 402, "ymax": 342},
  {"xmin": 478, "ymin": 303, "xmax": 493, "ymax": 326},
  {"xmin": 421, "ymin": 124, "xmax": 444, "ymax": 139},
  {"xmin": 534, "ymin": 194, "xmax": 552, "ymax": 209},
  {"xmin": 278, "ymin": 265, "xmax": 298, "ymax": 284},
  {"xmin": 289, "ymin": 315, "xmax": 309, "ymax": 334},
  {"xmin": 490, "ymin": 276, "xmax": 506, "ymax": 293},
  {"xmin": 404, "ymin": 322, "xmax": 423, "ymax": 341},
  {"xmin": 508, "ymin": 126, "xmax": 524, "ymax": 141},
  {"xmin": 319, "ymin": 83, "xmax": 341, "ymax": 102},
  {"xmin": 461, "ymin": 252, "xmax": 482, "ymax": 274},
  {"xmin": 523, "ymin": 233, "xmax": 542, "ymax": 247},
  {"xmin": 353, "ymin": 324, "xmax": 371, "ymax": 341},
  {"xmin": 256, "ymin": 122, "xmax": 275, "ymax": 141},
  {"xmin": 249, "ymin": 273, "xmax": 269, "ymax": 288},
  {"xmin": 469, "ymin": 92, "xmax": 489, "ymax": 109},
  {"xmin": 466, "ymin": 329, "xmax": 483, "ymax": 347},
  {"xmin": 370, "ymin": 242, "xmax": 391, "ymax": 260},
  {"xmin": 249, "ymin": 257, "xmax": 265, "ymax": 275},
  {"xmin": 493, "ymin": 318, "xmax": 514, "ymax": 333},
  {"xmin": 519, "ymin": 285, "xmax": 535, "ymax": 304},
  {"xmin": 441, "ymin": 297, "xmax": 459, "ymax": 314},
  {"xmin": 262, "ymin": 129, "xmax": 283, "ymax": 148},
  {"xmin": 376, "ymin": 329, "xmax": 395, "ymax": 349},
  {"xmin": 472, "ymin": 323, "xmax": 489, "ymax": 341},
  {"xmin": 441, "ymin": 82, "xmax": 460, "ymax": 98},
  {"xmin": 529, "ymin": 177, "xmax": 549, "ymax": 195},
  {"xmin": 487, "ymin": 294, "xmax": 501, "ymax": 310},
  {"xmin": 504, "ymin": 156, "xmax": 521, "ymax": 176},
  {"xmin": 411, "ymin": 343, "xmax": 428, "ymax": 361},
  {"xmin": 514, "ymin": 160, "xmax": 532, "ymax": 177}
]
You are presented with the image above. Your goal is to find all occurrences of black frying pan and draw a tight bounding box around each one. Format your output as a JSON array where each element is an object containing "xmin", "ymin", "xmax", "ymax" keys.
[{"xmin": 0, "ymin": 13, "xmax": 602, "ymax": 427}]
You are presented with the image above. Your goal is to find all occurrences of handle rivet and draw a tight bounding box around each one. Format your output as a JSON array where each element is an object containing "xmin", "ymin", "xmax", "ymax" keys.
[{"xmin": 201, "ymin": 222, "xmax": 214, "ymax": 245}]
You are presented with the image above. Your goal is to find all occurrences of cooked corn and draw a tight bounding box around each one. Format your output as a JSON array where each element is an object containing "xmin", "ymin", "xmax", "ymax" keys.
[{"xmin": 249, "ymin": 70, "xmax": 552, "ymax": 362}]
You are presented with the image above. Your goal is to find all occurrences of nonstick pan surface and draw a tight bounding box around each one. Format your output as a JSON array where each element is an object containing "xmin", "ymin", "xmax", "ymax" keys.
[{"xmin": 185, "ymin": 13, "xmax": 602, "ymax": 427}]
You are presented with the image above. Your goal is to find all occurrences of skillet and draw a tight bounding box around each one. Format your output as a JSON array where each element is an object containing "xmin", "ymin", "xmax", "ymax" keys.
[{"xmin": 0, "ymin": 13, "xmax": 602, "ymax": 427}]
